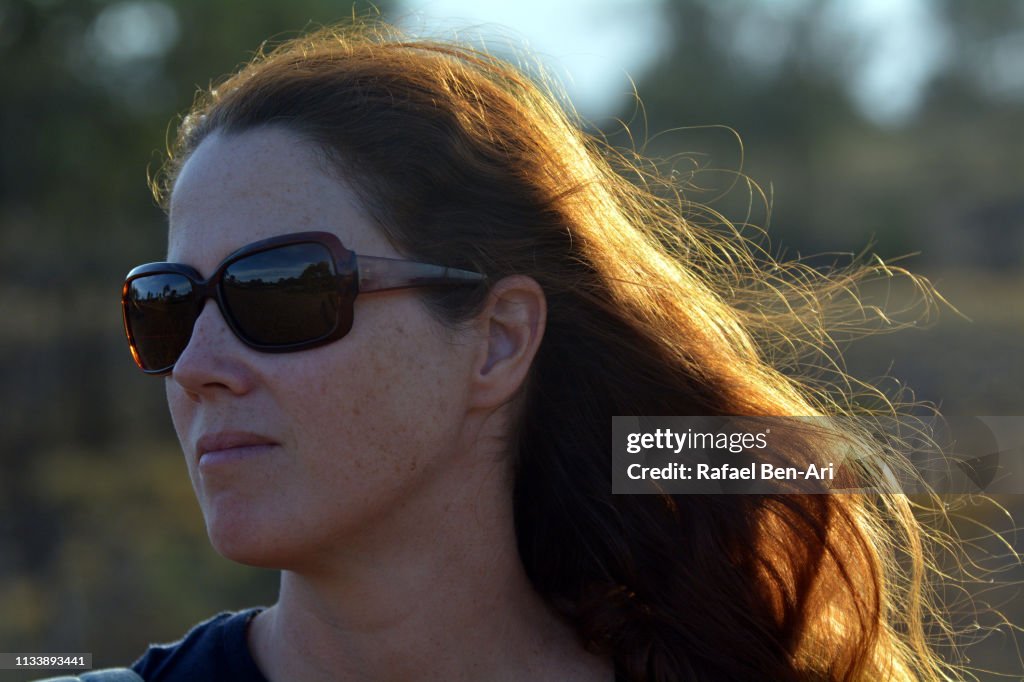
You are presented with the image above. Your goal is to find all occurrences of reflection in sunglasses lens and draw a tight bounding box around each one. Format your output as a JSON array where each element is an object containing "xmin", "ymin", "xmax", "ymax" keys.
[
  {"xmin": 222, "ymin": 243, "xmax": 341, "ymax": 346},
  {"xmin": 127, "ymin": 273, "xmax": 200, "ymax": 371}
]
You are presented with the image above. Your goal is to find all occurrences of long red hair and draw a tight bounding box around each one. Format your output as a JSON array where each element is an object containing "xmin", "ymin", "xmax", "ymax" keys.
[{"xmin": 155, "ymin": 21, "xmax": 961, "ymax": 681}]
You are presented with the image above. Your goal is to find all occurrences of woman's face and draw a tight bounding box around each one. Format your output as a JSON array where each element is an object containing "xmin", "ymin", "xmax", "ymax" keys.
[{"xmin": 166, "ymin": 127, "xmax": 478, "ymax": 569}]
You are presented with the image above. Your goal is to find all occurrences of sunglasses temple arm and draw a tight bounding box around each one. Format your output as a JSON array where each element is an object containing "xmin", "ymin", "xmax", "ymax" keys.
[{"xmin": 356, "ymin": 255, "xmax": 485, "ymax": 293}]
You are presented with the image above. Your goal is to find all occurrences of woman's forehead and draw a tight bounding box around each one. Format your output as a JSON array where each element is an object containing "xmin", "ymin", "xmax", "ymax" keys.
[{"xmin": 166, "ymin": 128, "xmax": 391, "ymax": 267}]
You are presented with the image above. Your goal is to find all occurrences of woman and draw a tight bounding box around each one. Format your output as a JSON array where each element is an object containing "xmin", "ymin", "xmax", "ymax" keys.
[{"xmin": 116, "ymin": 21, "xmax": 959, "ymax": 681}]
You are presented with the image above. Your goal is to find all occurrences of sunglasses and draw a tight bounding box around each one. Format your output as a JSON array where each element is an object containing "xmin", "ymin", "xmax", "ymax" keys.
[{"xmin": 121, "ymin": 231, "xmax": 485, "ymax": 375}]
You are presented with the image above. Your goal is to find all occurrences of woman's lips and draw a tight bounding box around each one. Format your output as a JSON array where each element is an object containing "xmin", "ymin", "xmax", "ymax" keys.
[{"xmin": 196, "ymin": 431, "xmax": 279, "ymax": 469}]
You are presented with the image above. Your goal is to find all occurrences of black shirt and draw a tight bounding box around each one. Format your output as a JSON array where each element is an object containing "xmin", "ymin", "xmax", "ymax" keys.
[
  {"xmin": 132, "ymin": 609, "xmax": 626, "ymax": 681},
  {"xmin": 131, "ymin": 609, "xmax": 267, "ymax": 682}
]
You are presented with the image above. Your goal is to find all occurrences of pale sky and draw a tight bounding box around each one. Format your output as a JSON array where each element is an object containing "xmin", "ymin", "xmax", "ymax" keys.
[
  {"xmin": 394, "ymin": 0, "xmax": 669, "ymax": 120},
  {"xmin": 395, "ymin": 0, "xmax": 956, "ymax": 127}
]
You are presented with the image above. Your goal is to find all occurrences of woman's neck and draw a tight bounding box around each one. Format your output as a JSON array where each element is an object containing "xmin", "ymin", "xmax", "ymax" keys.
[{"xmin": 246, "ymin": 446, "xmax": 612, "ymax": 682}]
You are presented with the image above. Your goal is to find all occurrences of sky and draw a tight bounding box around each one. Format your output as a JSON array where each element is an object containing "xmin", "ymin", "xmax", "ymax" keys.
[
  {"xmin": 395, "ymin": 0, "xmax": 956, "ymax": 126},
  {"xmin": 394, "ymin": 0, "xmax": 669, "ymax": 119}
]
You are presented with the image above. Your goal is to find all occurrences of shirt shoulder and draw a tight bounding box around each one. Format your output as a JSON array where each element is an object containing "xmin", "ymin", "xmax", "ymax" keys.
[{"xmin": 130, "ymin": 608, "xmax": 267, "ymax": 682}]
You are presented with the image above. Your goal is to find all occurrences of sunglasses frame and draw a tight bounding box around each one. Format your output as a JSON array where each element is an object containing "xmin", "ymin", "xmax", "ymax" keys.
[{"xmin": 122, "ymin": 231, "xmax": 486, "ymax": 375}]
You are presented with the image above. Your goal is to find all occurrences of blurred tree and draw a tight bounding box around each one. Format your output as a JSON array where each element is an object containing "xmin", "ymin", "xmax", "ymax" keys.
[{"xmin": 615, "ymin": 0, "xmax": 1024, "ymax": 265}]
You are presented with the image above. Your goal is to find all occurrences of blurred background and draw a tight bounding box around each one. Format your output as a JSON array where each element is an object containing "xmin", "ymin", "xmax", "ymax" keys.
[{"xmin": 1, "ymin": 0, "xmax": 1021, "ymax": 679}]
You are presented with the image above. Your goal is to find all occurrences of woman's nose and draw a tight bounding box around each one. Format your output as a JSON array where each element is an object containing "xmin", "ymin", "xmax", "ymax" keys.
[{"xmin": 169, "ymin": 300, "xmax": 258, "ymax": 399}]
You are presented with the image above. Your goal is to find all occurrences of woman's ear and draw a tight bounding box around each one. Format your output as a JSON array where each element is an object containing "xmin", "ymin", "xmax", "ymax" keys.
[{"xmin": 468, "ymin": 275, "xmax": 546, "ymax": 410}]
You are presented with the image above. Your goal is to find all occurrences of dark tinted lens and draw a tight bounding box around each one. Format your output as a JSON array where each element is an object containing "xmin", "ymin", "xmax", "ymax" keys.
[
  {"xmin": 124, "ymin": 273, "xmax": 200, "ymax": 371},
  {"xmin": 221, "ymin": 243, "xmax": 342, "ymax": 346}
]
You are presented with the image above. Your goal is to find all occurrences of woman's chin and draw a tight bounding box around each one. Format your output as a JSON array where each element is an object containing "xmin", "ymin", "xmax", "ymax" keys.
[{"xmin": 203, "ymin": 513, "xmax": 296, "ymax": 568}]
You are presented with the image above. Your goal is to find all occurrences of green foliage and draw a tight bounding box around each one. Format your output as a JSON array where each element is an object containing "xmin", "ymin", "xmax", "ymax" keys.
[{"xmin": 610, "ymin": 0, "xmax": 1024, "ymax": 262}]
